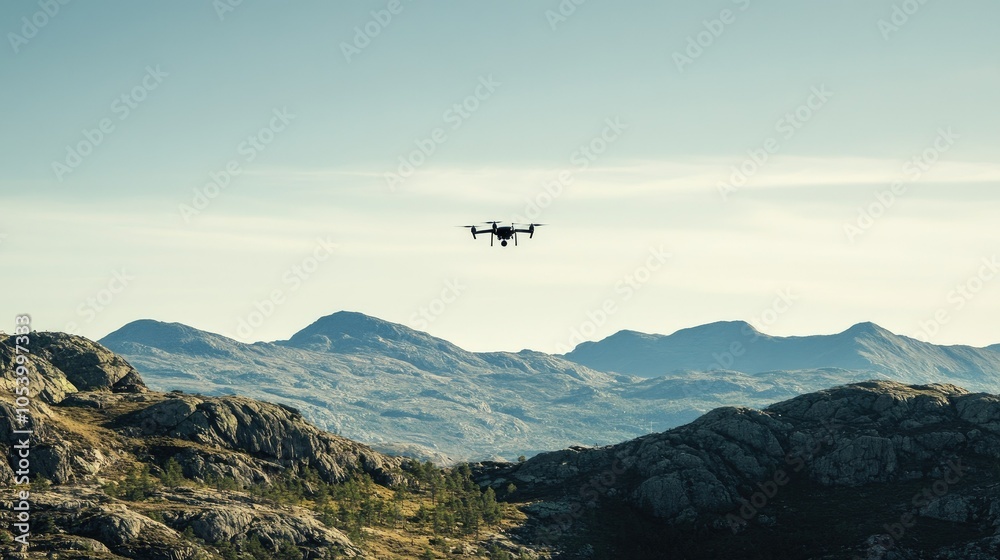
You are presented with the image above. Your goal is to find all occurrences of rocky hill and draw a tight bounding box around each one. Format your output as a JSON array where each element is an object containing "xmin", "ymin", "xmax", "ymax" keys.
[
  {"xmin": 8, "ymin": 332, "xmax": 1000, "ymax": 558},
  {"xmin": 475, "ymin": 380, "xmax": 1000, "ymax": 559},
  {"xmin": 0, "ymin": 333, "xmax": 536, "ymax": 560}
]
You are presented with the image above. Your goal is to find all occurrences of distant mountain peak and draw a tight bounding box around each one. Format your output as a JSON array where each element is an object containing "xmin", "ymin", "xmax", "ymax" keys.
[
  {"xmin": 103, "ymin": 319, "xmax": 225, "ymax": 345},
  {"xmin": 593, "ymin": 321, "xmax": 763, "ymax": 346},
  {"xmin": 672, "ymin": 320, "xmax": 762, "ymax": 338},
  {"xmin": 843, "ymin": 321, "xmax": 891, "ymax": 336},
  {"xmin": 280, "ymin": 311, "xmax": 478, "ymax": 374},
  {"xmin": 101, "ymin": 319, "xmax": 242, "ymax": 357},
  {"xmin": 847, "ymin": 321, "xmax": 889, "ymax": 333},
  {"xmin": 287, "ymin": 311, "xmax": 416, "ymax": 345}
]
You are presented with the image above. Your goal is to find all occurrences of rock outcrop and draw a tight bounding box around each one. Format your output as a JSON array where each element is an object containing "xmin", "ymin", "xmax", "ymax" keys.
[
  {"xmin": 0, "ymin": 332, "xmax": 147, "ymax": 409},
  {"xmin": 31, "ymin": 332, "xmax": 147, "ymax": 393},
  {"xmin": 124, "ymin": 392, "xmax": 405, "ymax": 485},
  {"xmin": 476, "ymin": 381, "xmax": 1000, "ymax": 559},
  {"xmin": 28, "ymin": 486, "xmax": 363, "ymax": 559},
  {"xmin": 0, "ymin": 333, "xmax": 408, "ymax": 559}
]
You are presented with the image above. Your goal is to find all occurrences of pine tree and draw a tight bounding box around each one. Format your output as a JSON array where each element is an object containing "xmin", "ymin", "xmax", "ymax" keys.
[{"xmin": 160, "ymin": 458, "xmax": 185, "ymax": 486}]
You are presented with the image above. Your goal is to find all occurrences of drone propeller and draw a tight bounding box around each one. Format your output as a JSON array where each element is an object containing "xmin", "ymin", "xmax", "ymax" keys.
[
  {"xmin": 513, "ymin": 223, "xmax": 546, "ymax": 238},
  {"xmin": 457, "ymin": 225, "xmax": 479, "ymax": 239}
]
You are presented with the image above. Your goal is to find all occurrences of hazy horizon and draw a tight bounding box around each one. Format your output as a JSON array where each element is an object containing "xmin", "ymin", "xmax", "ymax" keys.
[{"xmin": 90, "ymin": 311, "xmax": 1000, "ymax": 355}]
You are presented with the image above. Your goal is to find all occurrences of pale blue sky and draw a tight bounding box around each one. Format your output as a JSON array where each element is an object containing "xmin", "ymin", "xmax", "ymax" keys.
[{"xmin": 2, "ymin": 1, "xmax": 998, "ymax": 352}]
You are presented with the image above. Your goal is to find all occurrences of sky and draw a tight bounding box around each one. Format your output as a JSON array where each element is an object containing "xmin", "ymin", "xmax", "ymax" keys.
[{"xmin": 1, "ymin": 0, "xmax": 998, "ymax": 353}]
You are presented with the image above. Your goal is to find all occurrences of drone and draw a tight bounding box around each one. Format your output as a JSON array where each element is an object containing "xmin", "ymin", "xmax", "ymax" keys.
[{"xmin": 459, "ymin": 221, "xmax": 545, "ymax": 247}]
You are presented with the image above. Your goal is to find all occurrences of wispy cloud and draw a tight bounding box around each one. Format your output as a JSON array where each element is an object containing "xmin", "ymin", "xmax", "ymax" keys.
[{"xmin": 247, "ymin": 156, "xmax": 1000, "ymax": 204}]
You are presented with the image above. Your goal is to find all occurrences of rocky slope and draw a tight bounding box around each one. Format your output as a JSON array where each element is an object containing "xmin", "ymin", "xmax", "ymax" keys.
[
  {"xmin": 0, "ymin": 333, "xmax": 531, "ymax": 560},
  {"xmin": 476, "ymin": 380, "xmax": 1000, "ymax": 559}
]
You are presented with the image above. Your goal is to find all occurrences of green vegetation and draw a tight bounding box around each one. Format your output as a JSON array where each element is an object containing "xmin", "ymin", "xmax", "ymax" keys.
[
  {"xmin": 214, "ymin": 536, "xmax": 308, "ymax": 560},
  {"xmin": 102, "ymin": 458, "xmax": 512, "ymax": 558},
  {"xmin": 102, "ymin": 463, "xmax": 158, "ymax": 501},
  {"xmin": 29, "ymin": 476, "xmax": 52, "ymax": 492},
  {"xmin": 205, "ymin": 471, "xmax": 243, "ymax": 491},
  {"xmin": 236, "ymin": 462, "xmax": 505, "ymax": 543},
  {"xmin": 407, "ymin": 462, "xmax": 503, "ymax": 538},
  {"xmin": 159, "ymin": 457, "xmax": 186, "ymax": 486}
]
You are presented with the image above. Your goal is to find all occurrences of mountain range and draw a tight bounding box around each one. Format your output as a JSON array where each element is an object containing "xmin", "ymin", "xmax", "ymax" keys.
[
  {"xmin": 7, "ymin": 332, "xmax": 1000, "ymax": 559},
  {"xmin": 563, "ymin": 320, "xmax": 1000, "ymax": 384},
  {"xmin": 99, "ymin": 312, "xmax": 1000, "ymax": 462}
]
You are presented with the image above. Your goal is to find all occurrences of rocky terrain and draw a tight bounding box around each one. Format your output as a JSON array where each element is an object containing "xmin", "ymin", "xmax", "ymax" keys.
[
  {"xmin": 100, "ymin": 312, "xmax": 1000, "ymax": 463},
  {"xmin": 9, "ymin": 330, "xmax": 1000, "ymax": 559},
  {"xmin": 99, "ymin": 313, "xmax": 691, "ymax": 462},
  {"xmin": 475, "ymin": 380, "xmax": 1000, "ymax": 559},
  {"xmin": 0, "ymin": 333, "xmax": 533, "ymax": 559}
]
